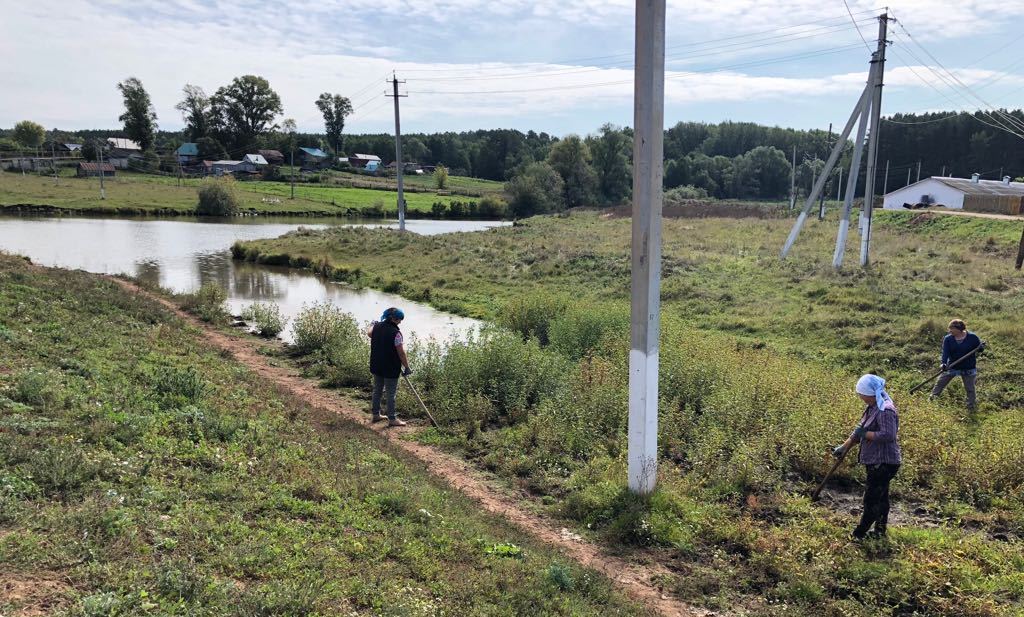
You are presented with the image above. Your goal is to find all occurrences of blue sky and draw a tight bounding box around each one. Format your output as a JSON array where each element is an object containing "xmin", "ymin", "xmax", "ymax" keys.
[{"xmin": 2, "ymin": 0, "xmax": 1023, "ymax": 137}]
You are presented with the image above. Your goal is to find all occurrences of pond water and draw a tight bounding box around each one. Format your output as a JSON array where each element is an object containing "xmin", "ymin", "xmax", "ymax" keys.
[{"xmin": 0, "ymin": 216, "xmax": 505, "ymax": 342}]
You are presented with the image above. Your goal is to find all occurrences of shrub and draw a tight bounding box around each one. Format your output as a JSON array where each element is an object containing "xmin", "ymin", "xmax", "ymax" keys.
[
  {"xmin": 321, "ymin": 320, "xmax": 370, "ymax": 388},
  {"xmin": 291, "ymin": 302, "xmax": 362, "ymax": 355},
  {"xmin": 548, "ymin": 304, "xmax": 628, "ymax": 361},
  {"xmin": 434, "ymin": 164, "xmax": 449, "ymax": 189},
  {"xmin": 196, "ymin": 178, "xmax": 240, "ymax": 216},
  {"xmin": 27, "ymin": 445, "xmax": 95, "ymax": 497},
  {"xmin": 498, "ymin": 292, "xmax": 569, "ymax": 345},
  {"xmin": 241, "ymin": 302, "xmax": 288, "ymax": 337},
  {"xmin": 180, "ymin": 283, "xmax": 228, "ymax": 323},
  {"xmin": 664, "ymin": 185, "xmax": 709, "ymax": 201},
  {"xmin": 478, "ymin": 195, "xmax": 508, "ymax": 219}
]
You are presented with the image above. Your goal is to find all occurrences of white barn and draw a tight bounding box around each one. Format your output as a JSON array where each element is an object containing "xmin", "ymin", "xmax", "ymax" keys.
[{"xmin": 883, "ymin": 175, "xmax": 1024, "ymax": 214}]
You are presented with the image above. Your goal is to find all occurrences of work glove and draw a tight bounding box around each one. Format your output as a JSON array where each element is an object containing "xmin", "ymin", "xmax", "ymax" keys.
[
  {"xmin": 852, "ymin": 426, "xmax": 868, "ymax": 440},
  {"xmin": 831, "ymin": 445, "xmax": 847, "ymax": 459},
  {"xmin": 940, "ymin": 363, "xmax": 948, "ymax": 372},
  {"xmin": 977, "ymin": 342, "xmax": 987, "ymax": 355},
  {"xmin": 402, "ymin": 367, "xmax": 413, "ymax": 376}
]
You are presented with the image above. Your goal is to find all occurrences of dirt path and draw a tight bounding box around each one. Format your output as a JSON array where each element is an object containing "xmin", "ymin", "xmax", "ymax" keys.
[{"xmin": 110, "ymin": 278, "xmax": 712, "ymax": 617}]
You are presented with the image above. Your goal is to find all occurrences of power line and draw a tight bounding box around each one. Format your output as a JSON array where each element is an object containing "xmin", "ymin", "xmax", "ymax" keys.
[{"xmin": 407, "ymin": 43, "xmax": 866, "ymax": 96}]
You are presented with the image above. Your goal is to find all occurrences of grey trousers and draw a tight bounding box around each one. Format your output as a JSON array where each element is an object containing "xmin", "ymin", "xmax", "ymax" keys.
[
  {"xmin": 931, "ymin": 371, "xmax": 977, "ymax": 409},
  {"xmin": 371, "ymin": 374, "xmax": 399, "ymax": 420}
]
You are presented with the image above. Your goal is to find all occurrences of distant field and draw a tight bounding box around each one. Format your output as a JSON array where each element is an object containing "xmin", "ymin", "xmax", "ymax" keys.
[
  {"xmin": 331, "ymin": 170, "xmax": 505, "ymax": 195},
  {"xmin": 0, "ymin": 172, "xmax": 478, "ymax": 216}
]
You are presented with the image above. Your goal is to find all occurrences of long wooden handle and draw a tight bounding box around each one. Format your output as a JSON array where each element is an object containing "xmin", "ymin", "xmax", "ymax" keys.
[
  {"xmin": 908, "ymin": 343, "xmax": 983, "ymax": 394},
  {"xmin": 402, "ymin": 374, "xmax": 439, "ymax": 428},
  {"xmin": 811, "ymin": 455, "xmax": 845, "ymax": 501}
]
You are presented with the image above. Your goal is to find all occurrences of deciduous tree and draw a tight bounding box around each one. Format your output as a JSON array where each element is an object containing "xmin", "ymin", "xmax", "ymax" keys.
[
  {"xmin": 12, "ymin": 120, "xmax": 45, "ymax": 150},
  {"xmin": 211, "ymin": 75, "xmax": 283, "ymax": 152},
  {"xmin": 589, "ymin": 124, "xmax": 631, "ymax": 205},
  {"xmin": 117, "ymin": 77, "xmax": 158, "ymax": 151},
  {"xmin": 546, "ymin": 135, "xmax": 597, "ymax": 208},
  {"xmin": 315, "ymin": 93, "xmax": 352, "ymax": 156},
  {"xmin": 175, "ymin": 84, "xmax": 213, "ymax": 141},
  {"xmin": 504, "ymin": 162, "xmax": 564, "ymax": 218}
]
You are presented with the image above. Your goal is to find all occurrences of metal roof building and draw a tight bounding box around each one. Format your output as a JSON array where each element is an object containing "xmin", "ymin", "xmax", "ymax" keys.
[{"xmin": 883, "ymin": 175, "xmax": 1024, "ymax": 215}]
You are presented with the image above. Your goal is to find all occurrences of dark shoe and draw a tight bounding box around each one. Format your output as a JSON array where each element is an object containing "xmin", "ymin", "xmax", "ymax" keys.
[
  {"xmin": 868, "ymin": 528, "xmax": 887, "ymax": 539},
  {"xmin": 371, "ymin": 414, "xmax": 386, "ymax": 423},
  {"xmin": 851, "ymin": 528, "xmax": 868, "ymax": 541},
  {"xmin": 388, "ymin": 418, "xmax": 407, "ymax": 427}
]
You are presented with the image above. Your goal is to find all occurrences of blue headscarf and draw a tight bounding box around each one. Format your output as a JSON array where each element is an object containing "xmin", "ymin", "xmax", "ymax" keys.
[
  {"xmin": 381, "ymin": 307, "xmax": 405, "ymax": 321},
  {"xmin": 855, "ymin": 374, "xmax": 894, "ymax": 411}
]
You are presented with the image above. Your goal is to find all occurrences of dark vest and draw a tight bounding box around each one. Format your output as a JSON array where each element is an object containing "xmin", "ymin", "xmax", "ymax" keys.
[{"xmin": 370, "ymin": 321, "xmax": 402, "ymax": 378}]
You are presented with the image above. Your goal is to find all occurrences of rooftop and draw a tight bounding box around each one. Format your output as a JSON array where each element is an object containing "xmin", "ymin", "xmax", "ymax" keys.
[{"xmin": 934, "ymin": 176, "xmax": 1024, "ymax": 197}]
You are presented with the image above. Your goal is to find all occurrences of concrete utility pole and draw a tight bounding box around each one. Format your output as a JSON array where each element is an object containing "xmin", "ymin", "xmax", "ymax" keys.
[
  {"xmin": 837, "ymin": 168, "xmax": 843, "ymax": 202},
  {"xmin": 290, "ymin": 149, "xmax": 295, "ymax": 199},
  {"xmin": 781, "ymin": 76, "xmax": 872, "ymax": 259},
  {"xmin": 833, "ymin": 64, "xmax": 873, "ymax": 269},
  {"xmin": 790, "ymin": 145, "xmax": 797, "ymax": 210},
  {"xmin": 628, "ymin": 0, "xmax": 665, "ymax": 496},
  {"xmin": 906, "ymin": 167, "xmax": 911, "ymax": 187},
  {"xmin": 882, "ymin": 159, "xmax": 890, "ymax": 196},
  {"xmin": 941, "ymin": 164, "xmax": 946, "ymax": 177},
  {"xmin": 917, "ymin": 160, "xmax": 922, "ymax": 181},
  {"xmin": 860, "ymin": 14, "xmax": 888, "ymax": 267},
  {"xmin": 97, "ymin": 141, "xmax": 106, "ymax": 200},
  {"xmin": 387, "ymin": 73, "xmax": 408, "ymax": 231},
  {"xmin": 51, "ymin": 142, "xmax": 57, "ymax": 185},
  {"xmin": 819, "ymin": 122, "xmax": 832, "ymax": 219}
]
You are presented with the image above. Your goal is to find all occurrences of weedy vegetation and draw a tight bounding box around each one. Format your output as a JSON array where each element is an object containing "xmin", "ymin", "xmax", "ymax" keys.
[
  {"xmin": 0, "ymin": 253, "xmax": 642, "ymax": 616},
  {"xmin": 251, "ymin": 208, "xmax": 1024, "ymax": 615}
]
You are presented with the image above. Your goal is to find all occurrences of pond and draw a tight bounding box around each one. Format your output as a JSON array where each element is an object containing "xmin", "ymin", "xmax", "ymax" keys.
[{"xmin": 0, "ymin": 216, "xmax": 505, "ymax": 342}]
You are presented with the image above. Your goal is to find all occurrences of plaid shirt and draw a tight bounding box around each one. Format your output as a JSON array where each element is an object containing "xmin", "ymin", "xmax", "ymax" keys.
[{"xmin": 852, "ymin": 404, "xmax": 902, "ymax": 466}]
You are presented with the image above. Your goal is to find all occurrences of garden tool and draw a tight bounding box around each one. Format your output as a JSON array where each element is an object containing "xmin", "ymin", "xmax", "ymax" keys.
[
  {"xmin": 402, "ymin": 373, "xmax": 439, "ymax": 429},
  {"xmin": 908, "ymin": 341, "xmax": 986, "ymax": 394}
]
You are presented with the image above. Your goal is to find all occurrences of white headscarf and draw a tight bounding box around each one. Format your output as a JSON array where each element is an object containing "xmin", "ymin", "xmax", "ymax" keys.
[{"xmin": 856, "ymin": 374, "xmax": 894, "ymax": 411}]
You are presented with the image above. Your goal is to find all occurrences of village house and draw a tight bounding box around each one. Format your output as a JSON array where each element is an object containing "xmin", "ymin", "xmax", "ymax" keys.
[
  {"xmin": 348, "ymin": 153, "xmax": 381, "ymax": 169},
  {"xmin": 257, "ymin": 149, "xmax": 285, "ymax": 165},
  {"xmin": 298, "ymin": 146, "xmax": 330, "ymax": 170},
  {"xmin": 176, "ymin": 143, "xmax": 199, "ymax": 165},
  {"xmin": 106, "ymin": 138, "xmax": 143, "ymax": 169},
  {"xmin": 76, "ymin": 162, "xmax": 115, "ymax": 177}
]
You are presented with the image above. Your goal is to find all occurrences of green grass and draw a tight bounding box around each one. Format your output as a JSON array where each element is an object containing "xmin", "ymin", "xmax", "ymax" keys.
[
  {"xmin": 0, "ymin": 171, "xmax": 484, "ymax": 217},
  {"xmin": 331, "ymin": 170, "xmax": 505, "ymax": 196},
  {"xmin": 0, "ymin": 253, "xmax": 644, "ymax": 616},
  {"xmin": 236, "ymin": 208, "xmax": 1024, "ymax": 614}
]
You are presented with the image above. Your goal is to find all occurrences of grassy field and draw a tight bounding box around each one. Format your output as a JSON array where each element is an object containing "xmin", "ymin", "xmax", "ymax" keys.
[
  {"xmin": 235, "ymin": 208, "xmax": 1024, "ymax": 614},
  {"xmin": 0, "ymin": 171, "xmax": 478, "ymax": 217},
  {"xmin": 0, "ymin": 253, "xmax": 644, "ymax": 616},
  {"xmin": 331, "ymin": 170, "xmax": 505, "ymax": 196}
]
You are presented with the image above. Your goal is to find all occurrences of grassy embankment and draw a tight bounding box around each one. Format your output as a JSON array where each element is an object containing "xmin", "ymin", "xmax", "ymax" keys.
[
  {"xmin": 235, "ymin": 209, "xmax": 1024, "ymax": 615},
  {"xmin": 0, "ymin": 172, "xmax": 476, "ymax": 217},
  {"xmin": 0, "ymin": 253, "xmax": 643, "ymax": 616}
]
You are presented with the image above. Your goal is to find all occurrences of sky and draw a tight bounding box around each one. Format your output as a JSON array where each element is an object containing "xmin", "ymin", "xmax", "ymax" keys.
[{"xmin": 2, "ymin": 0, "xmax": 1024, "ymax": 138}]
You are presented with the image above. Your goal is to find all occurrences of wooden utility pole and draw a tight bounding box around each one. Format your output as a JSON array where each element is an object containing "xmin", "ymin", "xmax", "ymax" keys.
[
  {"xmin": 290, "ymin": 149, "xmax": 295, "ymax": 199},
  {"xmin": 387, "ymin": 74, "xmax": 408, "ymax": 231},
  {"xmin": 860, "ymin": 14, "xmax": 888, "ymax": 267},
  {"xmin": 51, "ymin": 142, "xmax": 57, "ymax": 185},
  {"xmin": 97, "ymin": 141, "xmax": 106, "ymax": 200},
  {"xmin": 628, "ymin": 0, "xmax": 665, "ymax": 495}
]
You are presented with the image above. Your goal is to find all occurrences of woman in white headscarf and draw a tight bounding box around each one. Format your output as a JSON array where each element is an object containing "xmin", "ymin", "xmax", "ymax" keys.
[{"xmin": 832, "ymin": 374, "xmax": 902, "ymax": 540}]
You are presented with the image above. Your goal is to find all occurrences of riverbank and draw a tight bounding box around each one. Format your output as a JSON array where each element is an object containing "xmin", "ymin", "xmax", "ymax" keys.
[
  {"xmin": 227, "ymin": 209, "xmax": 1024, "ymax": 614},
  {"xmin": 0, "ymin": 172, "xmax": 503, "ymax": 219},
  {"xmin": 0, "ymin": 253, "xmax": 645, "ymax": 616}
]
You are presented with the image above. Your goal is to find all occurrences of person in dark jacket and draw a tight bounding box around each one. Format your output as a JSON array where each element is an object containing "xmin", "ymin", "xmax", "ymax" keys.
[
  {"xmin": 366, "ymin": 307, "xmax": 411, "ymax": 427},
  {"xmin": 833, "ymin": 374, "xmax": 902, "ymax": 540},
  {"xmin": 929, "ymin": 319, "xmax": 983, "ymax": 411}
]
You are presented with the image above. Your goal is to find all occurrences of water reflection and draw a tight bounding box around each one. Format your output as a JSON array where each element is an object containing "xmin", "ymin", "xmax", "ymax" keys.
[{"xmin": 0, "ymin": 216, "xmax": 503, "ymax": 342}]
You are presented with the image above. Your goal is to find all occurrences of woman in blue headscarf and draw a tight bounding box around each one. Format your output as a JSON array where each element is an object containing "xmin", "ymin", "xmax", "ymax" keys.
[{"xmin": 832, "ymin": 374, "xmax": 902, "ymax": 540}]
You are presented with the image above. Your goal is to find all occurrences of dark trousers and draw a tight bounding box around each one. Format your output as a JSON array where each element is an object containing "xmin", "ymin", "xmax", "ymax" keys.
[{"xmin": 855, "ymin": 463, "xmax": 900, "ymax": 537}]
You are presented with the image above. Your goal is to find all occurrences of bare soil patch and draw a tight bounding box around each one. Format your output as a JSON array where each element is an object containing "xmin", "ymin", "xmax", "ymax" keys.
[{"xmin": 0, "ymin": 573, "xmax": 73, "ymax": 616}]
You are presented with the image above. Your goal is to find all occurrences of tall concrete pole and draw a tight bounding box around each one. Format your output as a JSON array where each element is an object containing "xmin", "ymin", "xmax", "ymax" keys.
[
  {"xmin": 790, "ymin": 145, "xmax": 797, "ymax": 210},
  {"xmin": 917, "ymin": 160, "xmax": 922, "ymax": 181},
  {"xmin": 628, "ymin": 0, "xmax": 665, "ymax": 495},
  {"xmin": 833, "ymin": 60, "xmax": 876, "ymax": 269},
  {"xmin": 860, "ymin": 14, "xmax": 888, "ymax": 267},
  {"xmin": 906, "ymin": 167, "xmax": 911, "ymax": 187},
  {"xmin": 390, "ymin": 74, "xmax": 407, "ymax": 231},
  {"xmin": 882, "ymin": 159, "xmax": 890, "ymax": 196},
  {"xmin": 97, "ymin": 141, "xmax": 106, "ymax": 200},
  {"xmin": 837, "ymin": 168, "xmax": 843, "ymax": 201},
  {"xmin": 819, "ymin": 122, "xmax": 832, "ymax": 219},
  {"xmin": 781, "ymin": 82, "xmax": 871, "ymax": 259}
]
